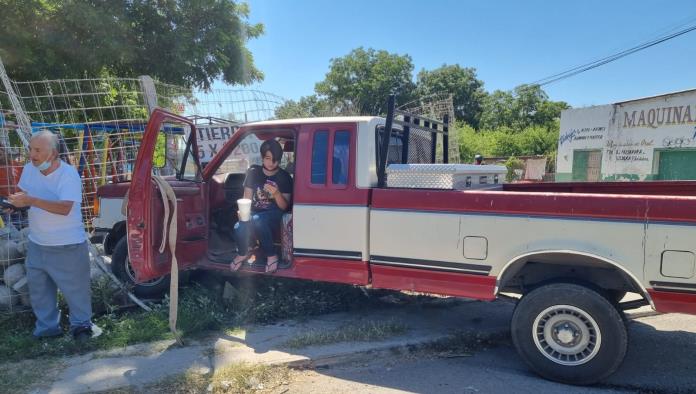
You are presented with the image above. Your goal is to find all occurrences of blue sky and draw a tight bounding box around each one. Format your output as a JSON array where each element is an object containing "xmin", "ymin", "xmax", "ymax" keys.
[{"xmin": 225, "ymin": 0, "xmax": 696, "ymax": 108}]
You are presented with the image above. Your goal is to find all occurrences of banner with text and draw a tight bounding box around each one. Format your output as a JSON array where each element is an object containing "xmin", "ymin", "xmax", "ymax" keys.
[{"xmin": 196, "ymin": 123, "xmax": 237, "ymax": 163}]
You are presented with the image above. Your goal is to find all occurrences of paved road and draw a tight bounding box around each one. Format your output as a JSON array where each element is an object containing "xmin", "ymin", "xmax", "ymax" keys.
[{"xmin": 282, "ymin": 309, "xmax": 696, "ymax": 394}]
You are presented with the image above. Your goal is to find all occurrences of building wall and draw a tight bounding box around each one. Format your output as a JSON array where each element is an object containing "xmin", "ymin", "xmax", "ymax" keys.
[{"xmin": 557, "ymin": 89, "xmax": 696, "ymax": 181}]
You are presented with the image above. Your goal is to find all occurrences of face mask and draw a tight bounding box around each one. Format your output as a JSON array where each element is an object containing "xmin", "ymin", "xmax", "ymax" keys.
[{"xmin": 34, "ymin": 160, "xmax": 51, "ymax": 171}]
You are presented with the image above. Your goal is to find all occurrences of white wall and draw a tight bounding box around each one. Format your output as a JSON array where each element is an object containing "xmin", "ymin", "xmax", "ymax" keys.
[{"xmin": 557, "ymin": 89, "xmax": 696, "ymax": 181}]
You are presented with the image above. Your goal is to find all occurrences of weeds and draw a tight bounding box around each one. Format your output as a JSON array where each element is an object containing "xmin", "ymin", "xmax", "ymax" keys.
[
  {"xmin": 0, "ymin": 282, "xmax": 224, "ymax": 362},
  {"xmin": 98, "ymin": 363, "xmax": 290, "ymax": 394},
  {"xmin": 0, "ymin": 358, "xmax": 62, "ymax": 393},
  {"xmin": 282, "ymin": 318, "xmax": 407, "ymax": 349},
  {"xmin": 0, "ymin": 273, "xmax": 385, "ymax": 363}
]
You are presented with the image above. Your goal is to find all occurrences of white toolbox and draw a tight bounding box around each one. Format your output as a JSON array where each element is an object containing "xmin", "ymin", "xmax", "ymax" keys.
[{"xmin": 386, "ymin": 164, "xmax": 507, "ymax": 190}]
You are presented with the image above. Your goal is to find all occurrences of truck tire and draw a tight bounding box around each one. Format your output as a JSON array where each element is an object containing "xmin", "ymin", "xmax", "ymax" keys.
[
  {"xmin": 510, "ymin": 283, "xmax": 628, "ymax": 385},
  {"xmin": 111, "ymin": 237, "xmax": 170, "ymax": 298}
]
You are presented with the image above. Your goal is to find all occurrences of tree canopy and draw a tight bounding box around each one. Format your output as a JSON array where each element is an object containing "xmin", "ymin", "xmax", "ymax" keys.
[
  {"xmin": 415, "ymin": 65, "xmax": 486, "ymax": 129},
  {"xmin": 273, "ymin": 46, "xmax": 570, "ymax": 164},
  {"xmin": 274, "ymin": 95, "xmax": 329, "ymax": 119},
  {"xmin": 314, "ymin": 48, "xmax": 415, "ymax": 116},
  {"xmin": 0, "ymin": 0, "xmax": 264, "ymax": 89},
  {"xmin": 479, "ymin": 84, "xmax": 569, "ymax": 130}
]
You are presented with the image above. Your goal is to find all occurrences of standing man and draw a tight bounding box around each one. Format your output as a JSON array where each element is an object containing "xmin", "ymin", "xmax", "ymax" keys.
[
  {"xmin": 474, "ymin": 154, "xmax": 484, "ymax": 165},
  {"xmin": 8, "ymin": 130, "xmax": 95, "ymax": 341}
]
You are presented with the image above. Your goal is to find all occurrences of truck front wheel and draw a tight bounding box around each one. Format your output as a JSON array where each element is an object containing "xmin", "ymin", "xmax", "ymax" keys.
[
  {"xmin": 510, "ymin": 283, "xmax": 628, "ymax": 385},
  {"xmin": 111, "ymin": 237, "xmax": 170, "ymax": 298}
]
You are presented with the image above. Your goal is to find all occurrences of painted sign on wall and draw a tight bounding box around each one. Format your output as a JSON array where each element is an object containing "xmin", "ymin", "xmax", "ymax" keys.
[{"xmin": 557, "ymin": 89, "xmax": 696, "ymax": 181}]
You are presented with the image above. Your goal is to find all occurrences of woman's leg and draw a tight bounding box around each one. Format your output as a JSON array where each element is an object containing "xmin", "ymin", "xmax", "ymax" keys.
[
  {"xmin": 251, "ymin": 210, "xmax": 283, "ymax": 260},
  {"xmin": 232, "ymin": 220, "xmax": 252, "ymax": 268}
]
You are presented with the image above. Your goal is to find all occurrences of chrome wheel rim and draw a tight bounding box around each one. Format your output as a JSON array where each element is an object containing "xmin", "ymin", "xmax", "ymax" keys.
[{"xmin": 532, "ymin": 305, "xmax": 601, "ymax": 366}]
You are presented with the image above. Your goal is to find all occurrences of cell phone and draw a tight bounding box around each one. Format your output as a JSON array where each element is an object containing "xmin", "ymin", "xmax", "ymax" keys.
[{"xmin": 0, "ymin": 196, "xmax": 28, "ymax": 212}]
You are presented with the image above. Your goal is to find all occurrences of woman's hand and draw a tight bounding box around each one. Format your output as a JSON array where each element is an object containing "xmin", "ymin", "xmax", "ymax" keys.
[{"xmin": 264, "ymin": 183, "xmax": 279, "ymax": 198}]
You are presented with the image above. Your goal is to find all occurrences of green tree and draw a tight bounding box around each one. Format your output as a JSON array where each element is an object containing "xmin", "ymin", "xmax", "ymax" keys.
[
  {"xmin": 479, "ymin": 90, "xmax": 516, "ymax": 130},
  {"xmin": 415, "ymin": 64, "xmax": 486, "ymax": 128},
  {"xmin": 275, "ymin": 95, "xmax": 329, "ymax": 119},
  {"xmin": 479, "ymin": 84, "xmax": 568, "ymax": 131},
  {"xmin": 0, "ymin": 1, "xmax": 263, "ymax": 89},
  {"xmin": 314, "ymin": 48, "xmax": 415, "ymax": 115}
]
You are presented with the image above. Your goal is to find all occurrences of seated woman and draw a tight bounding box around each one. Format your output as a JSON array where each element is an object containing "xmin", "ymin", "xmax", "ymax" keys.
[{"xmin": 231, "ymin": 139, "xmax": 293, "ymax": 273}]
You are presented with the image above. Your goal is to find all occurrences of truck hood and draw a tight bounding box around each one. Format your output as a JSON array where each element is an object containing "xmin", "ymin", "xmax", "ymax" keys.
[{"xmin": 97, "ymin": 182, "xmax": 131, "ymax": 198}]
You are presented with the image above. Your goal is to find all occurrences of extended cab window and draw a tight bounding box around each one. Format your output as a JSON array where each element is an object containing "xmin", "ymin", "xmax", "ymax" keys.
[
  {"xmin": 332, "ymin": 131, "xmax": 350, "ymax": 185},
  {"xmin": 311, "ymin": 131, "xmax": 328, "ymax": 184}
]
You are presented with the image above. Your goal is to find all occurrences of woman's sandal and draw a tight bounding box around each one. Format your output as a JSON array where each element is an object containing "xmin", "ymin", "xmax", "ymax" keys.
[
  {"xmin": 265, "ymin": 256, "xmax": 279, "ymax": 273},
  {"xmin": 230, "ymin": 255, "xmax": 249, "ymax": 271}
]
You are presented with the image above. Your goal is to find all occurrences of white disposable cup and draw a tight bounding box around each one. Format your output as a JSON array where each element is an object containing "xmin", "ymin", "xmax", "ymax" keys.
[{"xmin": 237, "ymin": 198, "xmax": 252, "ymax": 222}]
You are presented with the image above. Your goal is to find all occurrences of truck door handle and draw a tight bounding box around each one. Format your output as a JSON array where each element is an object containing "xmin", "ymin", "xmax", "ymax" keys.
[{"xmin": 137, "ymin": 222, "xmax": 145, "ymax": 229}]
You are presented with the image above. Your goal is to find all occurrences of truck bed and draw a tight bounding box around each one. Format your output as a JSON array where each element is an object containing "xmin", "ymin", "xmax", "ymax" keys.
[{"xmin": 504, "ymin": 180, "xmax": 696, "ymax": 196}]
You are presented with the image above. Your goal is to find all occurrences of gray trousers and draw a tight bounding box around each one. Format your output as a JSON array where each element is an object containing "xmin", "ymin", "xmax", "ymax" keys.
[{"xmin": 26, "ymin": 240, "xmax": 92, "ymax": 337}]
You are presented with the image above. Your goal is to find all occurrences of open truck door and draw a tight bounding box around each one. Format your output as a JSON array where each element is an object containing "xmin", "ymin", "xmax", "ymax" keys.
[{"xmin": 127, "ymin": 109, "xmax": 209, "ymax": 283}]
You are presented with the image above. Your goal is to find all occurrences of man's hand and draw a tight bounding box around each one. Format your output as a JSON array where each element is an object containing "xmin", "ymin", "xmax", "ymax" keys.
[{"xmin": 8, "ymin": 192, "xmax": 33, "ymax": 208}]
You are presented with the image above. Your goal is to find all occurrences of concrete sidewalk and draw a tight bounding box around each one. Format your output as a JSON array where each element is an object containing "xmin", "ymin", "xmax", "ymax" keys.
[{"xmin": 34, "ymin": 298, "xmax": 515, "ymax": 393}]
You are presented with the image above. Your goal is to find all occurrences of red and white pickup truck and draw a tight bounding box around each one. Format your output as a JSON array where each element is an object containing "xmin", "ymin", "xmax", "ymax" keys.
[{"xmin": 95, "ymin": 103, "xmax": 696, "ymax": 385}]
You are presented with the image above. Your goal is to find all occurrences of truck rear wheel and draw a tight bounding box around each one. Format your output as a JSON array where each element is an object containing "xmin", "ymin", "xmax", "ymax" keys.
[
  {"xmin": 510, "ymin": 283, "xmax": 627, "ymax": 385},
  {"xmin": 111, "ymin": 237, "xmax": 170, "ymax": 298}
]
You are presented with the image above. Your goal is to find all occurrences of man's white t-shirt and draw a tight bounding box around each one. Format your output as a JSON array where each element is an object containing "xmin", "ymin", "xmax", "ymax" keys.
[{"xmin": 18, "ymin": 161, "xmax": 86, "ymax": 246}]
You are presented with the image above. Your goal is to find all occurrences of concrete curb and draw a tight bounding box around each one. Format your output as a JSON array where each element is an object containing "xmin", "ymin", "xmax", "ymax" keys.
[{"xmin": 33, "ymin": 300, "xmax": 515, "ymax": 393}]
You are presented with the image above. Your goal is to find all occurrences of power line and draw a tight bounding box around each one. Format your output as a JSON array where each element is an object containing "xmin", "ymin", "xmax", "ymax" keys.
[{"xmin": 530, "ymin": 23, "xmax": 696, "ymax": 87}]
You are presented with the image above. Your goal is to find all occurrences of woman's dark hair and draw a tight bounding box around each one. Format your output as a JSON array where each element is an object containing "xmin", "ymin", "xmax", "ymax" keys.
[{"xmin": 260, "ymin": 139, "xmax": 283, "ymax": 163}]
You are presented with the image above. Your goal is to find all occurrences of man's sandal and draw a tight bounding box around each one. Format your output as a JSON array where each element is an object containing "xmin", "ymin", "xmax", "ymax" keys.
[
  {"xmin": 265, "ymin": 256, "xmax": 279, "ymax": 273},
  {"xmin": 230, "ymin": 255, "xmax": 249, "ymax": 271}
]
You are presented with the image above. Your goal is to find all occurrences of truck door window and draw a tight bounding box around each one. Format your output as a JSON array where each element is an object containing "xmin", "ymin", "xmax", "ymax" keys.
[
  {"xmin": 332, "ymin": 131, "xmax": 350, "ymax": 185},
  {"xmin": 153, "ymin": 125, "xmax": 201, "ymax": 181},
  {"xmin": 177, "ymin": 132, "xmax": 201, "ymax": 181},
  {"xmin": 311, "ymin": 131, "xmax": 328, "ymax": 184}
]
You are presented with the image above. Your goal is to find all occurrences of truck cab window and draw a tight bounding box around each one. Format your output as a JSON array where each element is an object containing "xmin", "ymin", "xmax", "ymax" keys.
[
  {"xmin": 375, "ymin": 125, "xmax": 404, "ymax": 165},
  {"xmin": 311, "ymin": 131, "xmax": 328, "ymax": 184},
  {"xmin": 332, "ymin": 131, "xmax": 350, "ymax": 185},
  {"xmin": 215, "ymin": 134, "xmax": 262, "ymax": 175}
]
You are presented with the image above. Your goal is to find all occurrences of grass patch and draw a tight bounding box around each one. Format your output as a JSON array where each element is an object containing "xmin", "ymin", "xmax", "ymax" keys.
[
  {"xmin": 283, "ymin": 319, "xmax": 407, "ymax": 349},
  {"xmin": 98, "ymin": 363, "xmax": 290, "ymax": 394},
  {"xmin": 0, "ymin": 358, "xmax": 63, "ymax": 393},
  {"xmin": 0, "ymin": 274, "xmax": 387, "ymax": 363},
  {"xmin": 0, "ymin": 282, "xmax": 224, "ymax": 362},
  {"xmin": 222, "ymin": 275, "xmax": 384, "ymax": 324}
]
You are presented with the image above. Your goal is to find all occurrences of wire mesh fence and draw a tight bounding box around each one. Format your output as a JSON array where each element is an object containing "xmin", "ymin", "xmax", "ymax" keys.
[
  {"xmin": 11, "ymin": 77, "xmax": 153, "ymax": 232},
  {"xmin": 3, "ymin": 76, "xmax": 287, "ymax": 230},
  {"xmin": 0, "ymin": 56, "xmax": 287, "ymax": 313},
  {"xmin": 0, "ymin": 61, "xmax": 32, "ymax": 313},
  {"xmin": 398, "ymin": 92, "xmax": 459, "ymax": 163}
]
